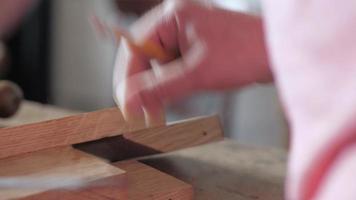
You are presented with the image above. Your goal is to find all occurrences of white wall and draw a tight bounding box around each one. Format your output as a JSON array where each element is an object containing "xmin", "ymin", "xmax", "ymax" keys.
[
  {"xmin": 51, "ymin": 0, "xmax": 117, "ymax": 111},
  {"xmin": 231, "ymin": 85, "xmax": 288, "ymax": 147},
  {"xmin": 222, "ymin": 0, "xmax": 289, "ymax": 147}
]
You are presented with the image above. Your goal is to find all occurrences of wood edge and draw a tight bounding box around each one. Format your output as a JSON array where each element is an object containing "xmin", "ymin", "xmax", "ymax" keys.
[
  {"xmin": 0, "ymin": 146, "xmax": 128, "ymax": 200},
  {"xmin": 122, "ymin": 114, "xmax": 224, "ymax": 152},
  {"xmin": 167, "ymin": 114, "xmax": 220, "ymax": 126},
  {"xmin": 113, "ymin": 160, "xmax": 193, "ymax": 200},
  {"xmin": 0, "ymin": 113, "xmax": 223, "ymax": 161},
  {"xmin": 0, "ymin": 108, "xmax": 115, "ymax": 129},
  {"xmin": 20, "ymin": 174, "xmax": 128, "ymax": 200},
  {"xmin": 0, "ymin": 108, "xmax": 128, "ymax": 160}
]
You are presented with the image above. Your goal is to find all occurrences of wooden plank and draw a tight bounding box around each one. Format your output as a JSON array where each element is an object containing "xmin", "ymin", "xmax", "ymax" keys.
[
  {"xmin": 0, "ymin": 101, "xmax": 79, "ymax": 127},
  {"xmin": 114, "ymin": 160, "xmax": 193, "ymax": 200},
  {"xmin": 22, "ymin": 175, "xmax": 127, "ymax": 200},
  {"xmin": 139, "ymin": 140, "xmax": 286, "ymax": 200},
  {"xmin": 0, "ymin": 107, "xmax": 146, "ymax": 159},
  {"xmin": 75, "ymin": 115, "xmax": 224, "ymax": 162},
  {"xmin": 21, "ymin": 175, "xmax": 127, "ymax": 200},
  {"xmin": 123, "ymin": 115, "xmax": 223, "ymax": 152},
  {"xmin": 0, "ymin": 147, "xmax": 127, "ymax": 200}
]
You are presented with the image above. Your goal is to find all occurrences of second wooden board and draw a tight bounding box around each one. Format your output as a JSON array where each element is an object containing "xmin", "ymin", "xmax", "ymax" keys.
[
  {"xmin": 114, "ymin": 160, "xmax": 193, "ymax": 200},
  {"xmin": 0, "ymin": 147, "xmax": 127, "ymax": 200}
]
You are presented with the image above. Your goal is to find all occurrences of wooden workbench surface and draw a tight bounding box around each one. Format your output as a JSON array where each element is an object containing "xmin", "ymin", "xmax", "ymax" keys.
[
  {"xmin": 140, "ymin": 140, "xmax": 286, "ymax": 200},
  {"xmin": 0, "ymin": 101, "xmax": 287, "ymax": 200}
]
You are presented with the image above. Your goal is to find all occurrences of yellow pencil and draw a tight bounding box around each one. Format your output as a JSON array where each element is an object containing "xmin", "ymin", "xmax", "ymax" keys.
[{"xmin": 91, "ymin": 15, "xmax": 172, "ymax": 62}]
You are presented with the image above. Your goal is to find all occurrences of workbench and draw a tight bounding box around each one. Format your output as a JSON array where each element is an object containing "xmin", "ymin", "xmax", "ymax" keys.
[{"xmin": 0, "ymin": 101, "xmax": 287, "ymax": 200}]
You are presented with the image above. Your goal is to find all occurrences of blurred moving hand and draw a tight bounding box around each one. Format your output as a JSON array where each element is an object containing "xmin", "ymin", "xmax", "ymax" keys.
[
  {"xmin": 113, "ymin": 0, "xmax": 272, "ymax": 126},
  {"xmin": 0, "ymin": 0, "xmax": 35, "ymax": 38}
]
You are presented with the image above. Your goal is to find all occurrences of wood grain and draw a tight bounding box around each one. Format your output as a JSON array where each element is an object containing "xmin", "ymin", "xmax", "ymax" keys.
[
  {"xmin": 140, "ymin": 140, "xmax": 286, "ymax": 200},
  {"xmin": 123, "ymin": 115, "xmax": 223, "ymax": 152},
  {"xmin": 0, "ymin": 102, "xmax": 286, "ymax": 200},
  {"xmin": 0, "ymin": 147, "xmax": 127, "ymax": 200},
  {"xmin": 22, "ymin": 175, "xmax": 127, "ymax": 200},
  {"xmin": 75, "ymin": 115, "xmax": 224, "ymax": 162},
  {"xmin": 0, "ymin": 101, "xmax": 79, "ymax": 127},
  {"xmin": 114, "ymin": 160, "xmax": 193, "ymax": 200},
  {"xmin": 0, "ymin": 107, "xmax": 146, "ymax": 159}
]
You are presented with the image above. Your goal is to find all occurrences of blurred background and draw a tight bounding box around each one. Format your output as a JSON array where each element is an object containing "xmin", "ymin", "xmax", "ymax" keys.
[{"xmin": 1, "ymin": 0, "xmax": 288, "ymax": 148}]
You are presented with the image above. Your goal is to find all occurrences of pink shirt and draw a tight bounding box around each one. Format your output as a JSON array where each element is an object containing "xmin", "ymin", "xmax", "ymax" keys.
[{"xmin": 263, "ymin": 0, "xmax": 356, "ymax": 199}]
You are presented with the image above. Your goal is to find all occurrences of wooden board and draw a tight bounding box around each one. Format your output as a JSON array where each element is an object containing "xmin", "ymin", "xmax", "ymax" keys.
[
  {"xmin": 0, "ymin": 108, "xmax": 145, "ymax": 159},
  {"xmin": 0, "ymin": 102, "xmax": 286, "ymax": 200},
  {"xmin": 0, "ymin": 107, "xmax": 223, "ymax": 161},
  {"xmin": 114, "ymin": 160, "xmax": 193, "ymax": 200},
  {"xmin": 0, "ymin": 104, "xmax": 223, "ymax": 199},
  {"xmin": 0, "ymin": 101, "xmax": 79, "ymax": 128},
  {"xmin": 74, "ymin": 115, "xmax": 223, "ymax": 162},
  {"xmin": 0, "ymin": 147, "xmax": 127, "ymax": 200},
  {"xmin": 140, "ymin": 140, "xmax": 286, "ymax": 200},
  {"xmin": 124, "ymin": 116, "xmax": 223, "ymax": 152}
]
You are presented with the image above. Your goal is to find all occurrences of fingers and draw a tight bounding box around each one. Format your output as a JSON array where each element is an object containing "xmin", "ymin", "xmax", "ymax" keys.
[
  {"xmin": 140, "ymin": 84, "xmax": 166, "ymax": 127},
  {"xmin": 114, "ymin": 34, "xmax": 205, "ymax": 127},
  {"xmin": 114, "ymin": 39, "xmax": 149, "ymax": 128},
  {"xmin": 123, "ymin": 57, "xmax": 197, "ymax": 122},
  {"xmin": 113, "ymin": 1, "xmax": 187, "ymax": 127},
  {"xmin": 114, "ymin": 41, "xmax": 167, "ymax": 128},
  {"xmin": 116, "ymin": 70, "xmax": 165, "ymax": 128}
]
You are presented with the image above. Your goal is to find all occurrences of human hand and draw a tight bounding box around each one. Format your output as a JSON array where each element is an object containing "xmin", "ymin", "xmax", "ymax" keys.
[{"xmin": 113, "ymin": 0, "xmax": 271, "ymax": 127}]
